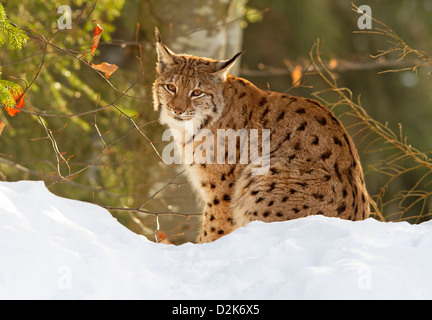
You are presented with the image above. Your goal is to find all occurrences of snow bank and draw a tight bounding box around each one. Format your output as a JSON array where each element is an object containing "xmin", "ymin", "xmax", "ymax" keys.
[{"xmin": 1, "ymin": 180, "xmax": 432, "ymax": 299}]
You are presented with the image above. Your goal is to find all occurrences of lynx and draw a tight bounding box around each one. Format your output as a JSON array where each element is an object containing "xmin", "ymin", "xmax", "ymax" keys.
[{"xmin": 152, "ymin": 28, "xmax": 370, "ymax": 243}]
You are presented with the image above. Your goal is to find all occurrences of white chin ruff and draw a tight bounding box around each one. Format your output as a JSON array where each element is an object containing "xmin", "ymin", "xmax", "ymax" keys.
[{"xmin": 159, "ymin": 108, "xmax": 204, "ymax": 133}]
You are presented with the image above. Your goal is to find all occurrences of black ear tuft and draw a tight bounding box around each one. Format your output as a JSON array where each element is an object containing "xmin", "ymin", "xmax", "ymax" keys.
[
  {"xmin": 154, "ymin": 27, "xmax": 177, "ymax": 72},
  {"xmin": 227, "ymin": 51, "xmax": 245, "ymax": 65},
  {"xmin": 155, "ymin": 27, "xmax": 162, "ymax": 43},
  {"xmin": 214, "ymin": 51, "xmax": 245, "ymax": 75}
]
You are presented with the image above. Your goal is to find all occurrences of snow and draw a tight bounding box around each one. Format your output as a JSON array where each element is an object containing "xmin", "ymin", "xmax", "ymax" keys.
[{"xmin": 1, "ymin": 180, "xmax": 432, "ymax": 300}]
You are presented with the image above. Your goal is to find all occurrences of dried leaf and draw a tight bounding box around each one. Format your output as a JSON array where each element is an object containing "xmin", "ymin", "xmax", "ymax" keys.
[
  {"xmin": 91, "ymin": 62, "xmax": 118, "ymax": 78},
  {"xmin": 155, "ymin": 230, "xmax": 171, "ymax": 244},
  {"xmin": 6, "ymin": 86, "xmax": 25, "ymax": 117},
  {"xmin": 91, "ymin": 24, "xmax": 103, "ymax": 56},
  {"xmin": 291, "ymin": 65, "xmax": 303, "ymax": 87},
  {"xmin": 0, "ymin": 121, "xmax": 5, "ymax": 136},
  {"xmin": 329, "ymin": 58, "xmax": 338, "ymax": 70},
  {"xmin": 156, "ymin": 230, "xmax": 167, "ymax": 241}
]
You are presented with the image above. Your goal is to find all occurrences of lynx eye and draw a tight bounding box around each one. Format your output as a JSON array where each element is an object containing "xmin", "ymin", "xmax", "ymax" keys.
[
  {"xmin": 191, "ymin": 89, "xmax": 203, "ymax": 97},
  {"xmin": 166, "ymin": 84, "xmax": 176, "ymax": 93}
]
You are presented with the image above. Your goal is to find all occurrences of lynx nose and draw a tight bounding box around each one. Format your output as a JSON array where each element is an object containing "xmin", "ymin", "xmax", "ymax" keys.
[
  {"xmin": 172, "ymin": 106, "xmax": 186, "ymax": 115},
  {"xmin": 173, "ymin": 108, "xmax": 183, "ymax": 115}
]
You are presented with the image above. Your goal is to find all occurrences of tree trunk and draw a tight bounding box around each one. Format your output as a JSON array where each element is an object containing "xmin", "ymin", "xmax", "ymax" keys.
[{"xmin": 140, "ymin": 0, "xmax": 245, "ymax": 74}]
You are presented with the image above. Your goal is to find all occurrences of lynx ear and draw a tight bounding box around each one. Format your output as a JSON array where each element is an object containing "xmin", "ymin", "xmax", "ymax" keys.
[
  {"xmin": 213, "ymin": 51, "xmax": 244, "ymax": 77},
  {"xmin": 155, "ymin": 27, "xmax": 176, "ymax": 72}
]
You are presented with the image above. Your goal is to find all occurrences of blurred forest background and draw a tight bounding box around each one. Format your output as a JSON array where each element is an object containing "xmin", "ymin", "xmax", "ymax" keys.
[{"xmin": 1, "ymin": 0, "xmax": 432, "ymax": 244}]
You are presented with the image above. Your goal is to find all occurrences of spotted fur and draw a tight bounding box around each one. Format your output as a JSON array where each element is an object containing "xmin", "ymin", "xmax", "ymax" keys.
[{"xmin": 152, "ymin": 28, "xmax": 370, "ymax": 243}]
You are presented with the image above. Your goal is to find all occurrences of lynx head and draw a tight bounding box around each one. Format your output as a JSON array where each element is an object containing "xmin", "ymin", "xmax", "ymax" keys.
[{"xmin": 152, "ymin": 27, "xmax": 242, "ymax": 132}]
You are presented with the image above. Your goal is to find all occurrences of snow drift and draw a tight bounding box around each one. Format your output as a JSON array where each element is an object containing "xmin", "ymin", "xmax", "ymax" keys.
[{"xmin": 1, "ymin": 180, "xmax": 432, "ymax": 299}]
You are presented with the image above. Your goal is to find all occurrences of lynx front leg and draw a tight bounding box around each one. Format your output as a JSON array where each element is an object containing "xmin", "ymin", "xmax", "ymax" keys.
[{"xmin": 198, "ymin": 197, "xmax": 238, "ymax": 243}]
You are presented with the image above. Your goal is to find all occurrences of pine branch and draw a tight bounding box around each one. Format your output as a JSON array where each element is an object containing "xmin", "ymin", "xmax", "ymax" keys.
[
  {"xmin": 0, "ymin": 79, "xmax": 21, "ymax": 108},
  {"xmin": 0, "ymin": 4, "xmax": 28, "ymax": 50},
  {"xmin": 351, "ymin": 3, "xmax": 432, "ymax": 74}
]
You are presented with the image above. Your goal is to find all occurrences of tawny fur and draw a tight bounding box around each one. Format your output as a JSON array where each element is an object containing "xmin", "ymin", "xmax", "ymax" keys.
[{"xmin": 152, "ymin": 30, "xmax": 370, "ymax": 243}]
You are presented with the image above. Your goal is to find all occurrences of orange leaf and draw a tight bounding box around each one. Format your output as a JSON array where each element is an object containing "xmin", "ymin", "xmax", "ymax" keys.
[
  {"xmin": 155, "ymin": 230, "xmax": 171, "ymax": 244},
  {"xmin": 91, "ymin": 24, "xmax": 103, "ymax": 56},
  {"xmin": 6, "ymin": 87, "xmax": 25, "ymax": 117},
  {"xmin": 291, "ymin": 65, "xmax": 303, "ymax": 88},
  {"xmin": 91, "ymin": 62, "xmax": 118, "ymax": 78},
  {"xmin": 329, "ymin": 58, "xmax": 338, "ymax": 70},
  {"xmin": 0, "ymin": 121, "xmax": 5, "ymax": 136},
  {"xmin": 156, "ymin": 230, "xmax": 167, "ymax": 242}
]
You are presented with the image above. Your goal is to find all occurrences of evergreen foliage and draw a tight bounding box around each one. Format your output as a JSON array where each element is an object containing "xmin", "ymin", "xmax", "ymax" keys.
[
  {"xmin": 0, "ymin": 4, "xmax": 27, "ymax": 111},
  {"xmin": 0, "ymin": 4, "xmax": 28, "ymax": 50}
]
